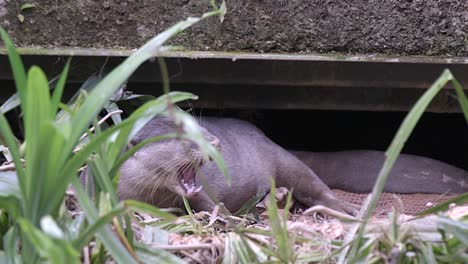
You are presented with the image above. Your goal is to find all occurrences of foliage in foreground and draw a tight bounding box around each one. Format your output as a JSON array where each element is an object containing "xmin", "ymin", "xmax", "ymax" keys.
[
  {"xmin": 0, "ymin": 1, "xmax": 468, "ymax": 263},
  {"xmin": 339, "ymin": 68, "xmax": 468, "ymax": 264},
  {"xmin": 0, "ymin": 1, "xmax": 227, "ymax": 263}
]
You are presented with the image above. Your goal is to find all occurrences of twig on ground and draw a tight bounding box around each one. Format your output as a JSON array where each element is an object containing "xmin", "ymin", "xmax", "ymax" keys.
[
  {"xmin": 152, "ymin": 243, "xmax": 213, "ymax": 251},
  {"xmin": 303, "ymin": 205, "xmax": 359, "ymax": 222},
  {"xmin": 78, "ymin": 110, "xmax": 124, "ymax": 141},
  {"xmin": 0, "ymin": 159, "xmax": 25, "ymax": 171},
  {"xmin": 179, "ymin": 250, "xmax": 205, "ymax": 264}
]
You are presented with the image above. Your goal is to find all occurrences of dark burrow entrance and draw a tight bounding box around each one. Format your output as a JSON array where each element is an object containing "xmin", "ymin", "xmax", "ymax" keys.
[
  {"xmin": 188, "ymin": 109, "xmax": 468, "ymax": 171},
  {"xmin": 1, "ymin": 79, "xmax": 466, "ymax": 170}
]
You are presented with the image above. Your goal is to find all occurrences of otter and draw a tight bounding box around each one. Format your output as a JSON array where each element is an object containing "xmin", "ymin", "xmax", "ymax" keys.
[
  {"xmin": 291, "ymin": 150, "xmax": 468, "ymax": 194},
  {"xmin": 118, "ymin": 116, "xmax": 356, "ymax": 214},
  {"xmin": 118, "ymin": 116, "xmax": 468, "ymax": 214}
]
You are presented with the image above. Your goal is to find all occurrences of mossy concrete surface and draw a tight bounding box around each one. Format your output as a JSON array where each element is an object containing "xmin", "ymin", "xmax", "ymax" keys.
[{"xmin": 0, "ymin": 0, "xmax": 467, "ymax": 56}]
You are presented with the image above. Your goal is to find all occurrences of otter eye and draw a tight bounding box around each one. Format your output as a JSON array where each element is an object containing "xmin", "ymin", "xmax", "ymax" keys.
[
  {"xmin": 178, "ymin": 139, "xmax": 197, "ymax": 152},
  {"xmin": 188, "ymin": 141, "xmax": 198, "ymax": 150}
]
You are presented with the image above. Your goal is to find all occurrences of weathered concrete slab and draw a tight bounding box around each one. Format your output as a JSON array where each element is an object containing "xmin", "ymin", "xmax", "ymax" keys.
[{"xmin": 0, "ymin": 0, "xmax": 467, "ymax": 56}]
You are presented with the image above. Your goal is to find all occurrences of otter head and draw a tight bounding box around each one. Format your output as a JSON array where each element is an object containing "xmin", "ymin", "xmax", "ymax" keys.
[{"xmin": 120, "ymin": 116, "xmax": 220, "ymax": 200}]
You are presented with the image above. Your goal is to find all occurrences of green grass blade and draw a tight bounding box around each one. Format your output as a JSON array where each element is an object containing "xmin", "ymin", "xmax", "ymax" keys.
[
  {"xmin": 451, "ymin": 78, "xmax": 468, "ymax": 124},
  {"xmin": 438, "ymin": 217, "xmax": 468, "ymax": 245},
  {"xmin": 173, "ymin": 111, "xmax": 230, "ymax": 184},
  {"xmin": 0, "ymin": 169, "xmax": 20, "ymax": 199},
  {"xmin": 345, "ymin": 69, "xmax": 455, "ymax": 262},
  {"xmin": 56, "ymin": 75, "xmax": 99, "ymax": 124},
  {"xmin": 0, "ymin": 171, "xmax": 22, "ymax": 218},
  {"xmin": 51, "ymin": 58, "xmax": 71, "ymax": 116},
  {"xmin": 0, "ymin": 114, "xmax": 26, "ymax": 196},
  {"xmin": 106, "ymin": 91, "xmax": 198, "ymax": 167},
  {"xmin": 23, "ymin": 67, "xmax": 54, "ymax": 223},
  {"xmin": 42, "ymin": 120, "xmax": 134, "ymax": 215},
  {"xmin": 18, "ymin": 218, "xmax": 80, "ymax": 264},
  {"xmin": 0, "ymin": 196, "xmax": 21, "ymax": 222},
  {"xmin": 0, "ymin": 28, "xmax": 27, "ymax": 109},
  {"xmin": 0, "ymin": 93, "xmax": 20, "ymax": 114},
  {"xmin": 267, "ymin": 178, "xmax": 293, "ymax": 262},
  {"xmin": 182, "ymin": 196, "xmax": 194, "ymax": 217},
  {"xmin": 87, "ymin": 156, "xmax": 119, "ymax": 204},
  {"xmin": 3, "ymin": 227, "xmax": 21, "ymax": 264},
  {"xmin": 417, "ymin": 193, "xmax": 468, "ymax": 217},
  {"xmin": 109, "ymin": 133, "xmax": 177, "ymax": 177},
  {"xmin": 66, "ymin": 12, "xmax": 222, "ymax": 156},
  {"xmin": 71, "ymin": 177, "xmax": 138, "ymax": 264},
  {"xmin": 105, "ymin": 103, "xmax": 123, "ymax": 124},
  {"xmin": 124, "ymin": 200, "xmax": 178, "ymax": 222},
  {"xmin": 234, "ymin": 189, "xmax": 267, "ymax": 216},
  {"xmin": 157, "ymin": 57, "xmax": 171, "ymax": 94},
  {"xmin": 223, "ymin": 233, "xmax": 259, "ymax": 264},
  {"xmin": 73, "ymin": 204, "xmax": 125, "ymax": 248}
]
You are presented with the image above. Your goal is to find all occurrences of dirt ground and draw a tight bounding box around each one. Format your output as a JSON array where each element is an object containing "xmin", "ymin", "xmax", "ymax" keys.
[{"xmin": 0, "ymin": 0, "xmax": 467, "ymax": 56}]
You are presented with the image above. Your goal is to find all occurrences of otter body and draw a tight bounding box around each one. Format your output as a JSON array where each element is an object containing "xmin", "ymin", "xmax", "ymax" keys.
[
  {"xmin": 119, "ymin": 116, "xmax": 468, "ymax": 213},
  {"xmin": 119, "ymin": 117, "xmax": 353, "ymax": 213},
  {"xmin": 291, "ymin": 150, "xmax": 468, "ymax": 194}
]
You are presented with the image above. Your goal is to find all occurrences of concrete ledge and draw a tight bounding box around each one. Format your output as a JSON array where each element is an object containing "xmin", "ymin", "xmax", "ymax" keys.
[{"xmin": 0, "ymin": 0, "xmax": 467, "ymax": 56}]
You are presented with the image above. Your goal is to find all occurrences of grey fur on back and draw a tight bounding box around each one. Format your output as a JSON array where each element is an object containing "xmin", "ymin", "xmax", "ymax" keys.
[{"xmin": 290, "ymin": 150, "xmax": 468, "ymax": 194}]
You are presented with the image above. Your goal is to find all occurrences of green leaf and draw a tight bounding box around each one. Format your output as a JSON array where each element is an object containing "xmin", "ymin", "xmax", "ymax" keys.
[
  {"xmin": 344, "ymin": 69, "xmax": 464, "ymax": 262},
  {"xmin": 0, "ymin": 114, "xmax": 25, "ymax": 195},
  {"xmin": 0, "ymin": 171, "xmax": 22, "ymax": 218},
  {"xmin": 17, "ymin": 14, "xmax": 24, "ymax": 23},
  {"xmin": 106, "ymin": 91, "xmax": 198, "ymax": 166},
  {"xmin": 124, "ymin": 200, "xmax": 177, "ymax": 222},
  {"xmin": 267, "ymin": 179, "xmax": 293, "ymax": 262},
  {"xmin": 353, "ymin": 237, "xmax": 378, "ymax": 264},
  {"xmin": 87, "ymin": 156, "xmax": 119, "ymax": 204},
  {"xmin": 20, "ymin": 3, "xmax": 36, "ymax": 11},
  {"xmin": 234, "ymin": 189, "xmax": 267, "ymax": 216},
  {"xmin": 71, "ymin": 177, "xmax": 138, "ymax": 264},
  {"xmin": 51, "ymin": 58, "xmax": 71, "ymax": 116},
  {"xmin": 0, "ymin": 28, "xmax": 27, "ymax": 110},
  {"xmin": 173, "ymin": 111, "xmax": 230, "ymax": 184},
  {"xmin": 56, "ymin": 75, "xmax": 99, "ymax": 124},
  {"xmin": 451, "ymin": 78, "xmax": 468, "ymax": 125},
  {"xmin": 0, "ymin": 145, "xmax": 13, "ymax": 161},
  {"xmin": 40, "ymin": 215, "xmax": 65, "ymax": 240},
  {"xmin": 18, "ymin": 219, "xmax": 80, "ymax": 264},
  {"xmin": 65, "ymin": 13, "xmax": 221, "ymax": 158},
  {"xmin": 3, "ymin": 227, "xmax": 21, "ymax": 264},
  {"xmin": 109, "ymin": 133, "xmax": 177, "ymax": 177},
  {"xmin": 219, "ymin": 0, "xmax": 227, "ymax": 22},
  {"xmin": 23, "ymin": 66, "xmax": 54, "ymax": 222},
  {"xmin": 438, "ymin": 217, "xmax": 468, "ymax": 246},
  {"xmin": 0, "ymin": 171, "xmax": 20, "ymax": 199},
  {"xmin": 67, "ymin": 214, "xmax": 86, "ymax": 241},
  {"xmin": 42, "ymin": 120, "xmax": 134, "ymax": 215},
  {"xmin": 0, "ymin": 93, "xmax": 20, "ymax": 114},
  {"xmin": 417, "ymin": 193, "xmax": 468, "ymax": 216},
  {"xmin": 73, "ymin": 204, "xmax": 125, "ymax": 249},
  {"xmin": 105, "ymin": 103, "xmax": 123, "ymax": 125}
]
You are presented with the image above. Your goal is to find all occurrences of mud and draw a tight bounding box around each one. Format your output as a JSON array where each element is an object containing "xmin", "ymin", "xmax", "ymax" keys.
[{"xmin": 0, "ymin": 0, "xmax": 467, "ymax": 56}]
